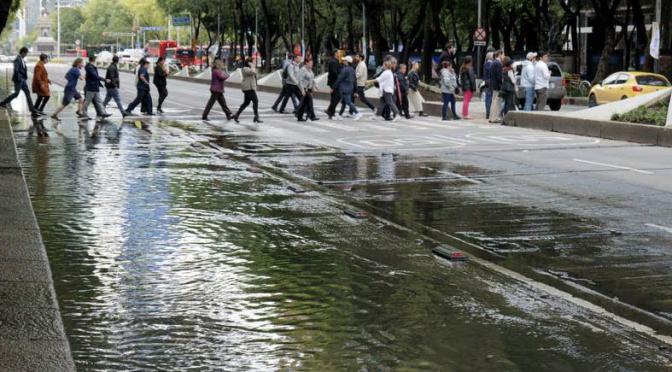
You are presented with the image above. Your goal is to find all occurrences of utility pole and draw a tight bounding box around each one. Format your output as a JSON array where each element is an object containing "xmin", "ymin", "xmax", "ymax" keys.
[
  {"xmin": 654, "ymin": 0, "xmax": 661, "ymax": 73},
  {"xmin": 255, "ymin": 4, "xmax": 259, "ymax": 66},
  {"xmin": 301, "ymin": 0, "xmax": 305, "ymax": 56},
  {"xmin": 362, "ymin": 2, "xmax": 366, "ymax": 61},
  {"xmin": 56, "ymin": 0, "xmax": 61, "ymax": 58},
  {"xmin": 168, "ymin": 15, "xmax": 172, "ymax": 41}
]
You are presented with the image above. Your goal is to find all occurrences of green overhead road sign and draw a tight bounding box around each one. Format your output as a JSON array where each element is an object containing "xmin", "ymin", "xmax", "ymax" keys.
[{"xmin": 173, "ymin": 15, "xmax": 191, "ymax": 26}]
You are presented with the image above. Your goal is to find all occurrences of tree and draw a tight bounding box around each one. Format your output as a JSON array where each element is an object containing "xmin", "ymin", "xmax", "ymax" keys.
[
  {"xmin": 0, "ymin": 0, "xmax": 22, "ymax": 42},
  {"xmin": 590, "ymin": 0, "xmax": 622, "ymax": 84},
  {"xmin": 51, "ymin": 7, "xmax": 85, "ymax": 46}
]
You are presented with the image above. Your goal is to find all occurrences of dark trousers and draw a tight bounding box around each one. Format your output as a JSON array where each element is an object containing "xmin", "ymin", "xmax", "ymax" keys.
[
  {"xmin": 1, "ymin": 79, "xmax": 35, "ymax": 112},
  {"xmin": 202, "ymin": 91, "xmax": 232, "ymax": 119},
  {"xmin": 272, "ymin": 84, "xmax": 298, "ymax": 111},
  {"xmin": 35, "ymin": 96, "xmax": 49, "ymax": 111},
  {"xmin": 326, "ymin": 89, "xmax": 341, "ymax": 117},
  {"xmin": 355, "ymin": 86, "xmax": 375, "ymax": 110},
  {"xmin": 126, "ymin": 89, "xmax": 152, "ymax": 114},
  {"xmin": 396, "ymin": 92, "xmax": 410, "ymax": 117},
  {"xmin": 279, "ymin": 85, "xmax": 301, "ymax": 112},
  {"xmin": 378, "ymin": 92, "xmax": 400, "ymax": 118},
  {"xmin": 235, "ymin": 90, "xmax": 259, "ymax": 117},
  {"xmin": 155, "ymin": 85, "xmax": 168, "ymax": 110},
  {"xmin": 442, "ymin": 93, "xmax": 457, "ymax": 119},
  {"xmin": 296, "ymin": 90, "xmax": 316, "ymax": 119}
]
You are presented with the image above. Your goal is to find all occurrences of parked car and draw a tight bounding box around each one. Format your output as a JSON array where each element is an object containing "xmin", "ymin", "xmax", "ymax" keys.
[
  {"xmin": 588, "ymin": 71, "xmax": 671, "ymax": 107},
  {"xmin": 478, "ymin": 61, "xmax": 566, "ymax": 110}
]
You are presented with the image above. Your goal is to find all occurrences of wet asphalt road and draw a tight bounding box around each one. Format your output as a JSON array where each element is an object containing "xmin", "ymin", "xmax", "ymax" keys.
[{"xmin": 6, "ymin": 62, "xmax": 672, "ymax": 370}]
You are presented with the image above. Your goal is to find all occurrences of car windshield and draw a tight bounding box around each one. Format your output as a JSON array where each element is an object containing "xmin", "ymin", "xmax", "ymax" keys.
[{"xmin": 635, "ymin": 75, "xmax": 670, "ymax": 87}]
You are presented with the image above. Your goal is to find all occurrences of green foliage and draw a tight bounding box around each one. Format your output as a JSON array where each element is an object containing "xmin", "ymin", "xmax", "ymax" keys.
[
  {"xmin": 611, "ymin": 101, "xmax": 669, "ymax": 126},
  {"xmin": 51, "ymin": 7, "xmax": 84, "ymax": 45}
]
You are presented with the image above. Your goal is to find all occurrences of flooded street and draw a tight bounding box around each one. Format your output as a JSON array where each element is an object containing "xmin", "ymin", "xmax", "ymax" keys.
[{"xmin": 12, "ymin": 114, "xmax": 672, "ymax": 371}]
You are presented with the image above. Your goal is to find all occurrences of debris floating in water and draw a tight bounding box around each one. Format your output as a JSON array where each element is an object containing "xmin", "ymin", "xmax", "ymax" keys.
[
  {"xmin": 217, "ymin": 154, "xmax": 230, "ymax": 159},
  {"xmin": 246, "ymin": 167, "xmax": 263, "ymax": 174},
  {"xmin": 344, "ymin": 210, "xmax": 369, "ymax": 219},
  {"xmin": 432, "ymin": 246, "xmax": 468, "ymax": 262}
]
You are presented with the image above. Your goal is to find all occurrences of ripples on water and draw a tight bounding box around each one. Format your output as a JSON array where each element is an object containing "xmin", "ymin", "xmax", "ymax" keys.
[{"xmin": 14, "ymin": 121, "xmax": 671, "ymax": 371}]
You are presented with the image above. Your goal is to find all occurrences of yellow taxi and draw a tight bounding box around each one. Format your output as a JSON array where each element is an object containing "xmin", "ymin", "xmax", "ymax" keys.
[{"xmin": 588, "ymin": 71, "xmax": 670, "ymax": 107}]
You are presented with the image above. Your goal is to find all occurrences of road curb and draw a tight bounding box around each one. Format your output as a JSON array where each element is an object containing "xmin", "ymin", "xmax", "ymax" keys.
[
  {"xmin": 504, "ymin": 111, "xmax": 669, "ymax": 147},
  {"xmin": 0, "ymin": 112, "xmax": 76, "ymax": 371}
]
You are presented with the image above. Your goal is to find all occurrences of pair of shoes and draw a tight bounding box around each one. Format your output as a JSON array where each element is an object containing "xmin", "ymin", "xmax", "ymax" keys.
[
  {"xmin": 51, "ymin": 114, "xmax": 61, "ymax": 121},
  {"xmin": 253, "ymin": 116, "xmax": 263, "ymax": 123},
  {"xmin": 157, "ymin": 108, "xmax": 164, "ymax": 114},
  {"xmin": 202, "ymin": 116, "xmax": 209, "ymax": 121},
  {"xmin": 37, "ymin": 110, "xmax": 47, "ymax": 116},
  {"xmin": 233, "ymin": 115, "xmax": 239, "ymax": 123},
  {"xmin": 271, "ymin": 107, "xmax": 278, "ymax": 113},
  {"xmin": 226, "ymin": 113, "xmax": 232, "ymax": 121},
  {"xmin": 442, "ymin": 117, "xmax": 452, "ymax": 121},
  {"xmin": 405, "ymin": 115, "xmax": 415, "ymax": 119},
  {"xmin": 146, "ymin": 112, "xmax": 155, "ymax": 116},
  {"xmin": 392, "ymin": 116, "xmax": 401, "ymax": 122},
  {"xmin": 76, "ymin": 111, "xmax": 85, "ymax": 118},
  {"xmin": 453, "ymin": 116, "xmax": 461, "ymax": 120},
  {"xmin": 419, "ymin": 112, "xmax": 429, "ymax": 117},
  {"xmin": 309, "ymin": 117, "xmax": 319, "ymax": 121},
  {"xmin": 101, "ymin": 113, "xmax": 112, "ymax": 118},
  {"xmin": 0, "ymin": 103, "xmax": 10, "ymax": 110},
  {"xmin": 353, "ymin": 113, "xmax": 363, "ymax": 121},
  {"xmin": 31, "ymin": 111, "xmax": 39, "ymax": 117},
  {"xmin": 123, "ymin": 111, "xmax": 131, "ymax": 117},
  {"xmin": 297, "ymin": 118, "xmax": 307, "ymax": 122}
]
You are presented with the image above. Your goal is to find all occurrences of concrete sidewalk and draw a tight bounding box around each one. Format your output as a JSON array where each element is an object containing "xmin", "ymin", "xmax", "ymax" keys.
[{"xmin": 0, "ymin": 111, "xmax": 75, "ymax": 371}]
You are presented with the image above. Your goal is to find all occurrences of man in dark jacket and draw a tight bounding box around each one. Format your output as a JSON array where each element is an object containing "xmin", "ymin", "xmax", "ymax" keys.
[
  {"xmin": 103, "ymin": 56, "xmax": 126, "ymax": 116},
  {"xmin": 82, "ymin": 55, "xmax": 111, "ymax": 119},
  {"xmin": 333, "ymin": 56, "xmax": 361, "ymax": 121},
  {"xmin": 435, "ymin": 43, "xmax": 456, "ymax": 76},
  {"xmin": 488, "ymin": 50, "xmax": 504, "ymax": 123},
  {"xmin": 325, "ymin": 49, "xmax": 342, "ymax": 119},
  {"xmin": 0, "ymin": 47, "xmax": 38, "ymax": 115},
  {"xmin": 396, "ymin": 64, "xmax": 413, "ymax": 119},
  {"xmin": 271, "ymin": 54, "xmax": 299, "ymax": 113}
]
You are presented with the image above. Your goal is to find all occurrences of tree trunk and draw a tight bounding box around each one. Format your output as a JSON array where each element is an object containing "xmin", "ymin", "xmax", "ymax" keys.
[
  {"xmin": 593, "ymin": 26, "xmax": 617, "ymax": 84},
  {"xmin": 421, "ymin": 0, "xmax": 435, "ymax": 83}
]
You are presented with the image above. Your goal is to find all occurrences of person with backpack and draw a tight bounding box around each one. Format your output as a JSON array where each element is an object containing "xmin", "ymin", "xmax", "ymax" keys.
[
  {"xmin": 154, "ymin": 57, "xmax": 169, "ymax": 114},
  {"xmin": 278, "ymin": 54, "xmax": 303, "ymax": 114},
  {"xmin": 271, "ymin": 54, "xmax": 299, "ymax": 113},
  {"xmin": 440, "ymin": 60, "xmax": 460, "ymax": 121},
  {"xmin": 459, "ymin": 56, "xmax": 476, "ymax": 119},
  {"xmin": 232, "ymin": 57, "xmax": 262, "ymax": 123}
]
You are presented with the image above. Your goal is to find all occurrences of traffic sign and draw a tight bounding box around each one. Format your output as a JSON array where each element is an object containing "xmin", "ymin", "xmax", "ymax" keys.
[
  {"xmin": 473, "ymin": 27, "xmax": 487, "ymax": 42},
  {"xmin": 141, "ymin": 27, "xmax": 166, "ymax": 31},
  {"xmin": 474, "ymin": 41, "xmax": 487, "ymax": 46},
  {"xmin": 173, "ymin": 15, "xmax": 191, "ymax": 26},
  {"xmin": 75, "ymin": 39, "xmax": 80, "ymax": 45}
]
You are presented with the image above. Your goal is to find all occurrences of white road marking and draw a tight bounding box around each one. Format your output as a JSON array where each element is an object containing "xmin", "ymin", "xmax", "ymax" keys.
[
  {"xmin": 573, "ymin": 158, "xmax": 654, "ymax": 175},
  {"xmin": 645, "ymin": 224, "xmax": 672, "ymax": 234}
]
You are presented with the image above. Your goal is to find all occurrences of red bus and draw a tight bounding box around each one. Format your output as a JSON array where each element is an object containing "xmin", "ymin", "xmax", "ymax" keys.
[
  {"xmin": 147, "ymin": 40, "xmax": 177, "ymax": 59},
  {"xmin": 166, "ymin": 47, "xmax": 204, "ymax": 67}
]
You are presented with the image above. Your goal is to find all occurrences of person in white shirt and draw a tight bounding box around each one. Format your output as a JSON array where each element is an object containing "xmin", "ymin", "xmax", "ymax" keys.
[
  {"xmin": 534, "ymin": 52, "xmax": 551, "ymax": 111},
  {"xmin": 366, "ymin": 59, "xmax": 400, "ymax": 122},
  {"xmin": 521, "ymin": 52, "xmax": 537, "ymax": 111}
]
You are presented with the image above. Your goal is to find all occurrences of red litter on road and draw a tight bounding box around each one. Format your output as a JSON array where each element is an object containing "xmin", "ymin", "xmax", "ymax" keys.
[
  {"xmin": 246, "ymin": 167, "xmax": 263, "ymax": 174},
  {"xmin": 432, "ymin": 246, "xmax": 468, "ymax": 262},
  {"xmin": 344, "ymin": 210, "xmax": 369, "ymax": 219}
]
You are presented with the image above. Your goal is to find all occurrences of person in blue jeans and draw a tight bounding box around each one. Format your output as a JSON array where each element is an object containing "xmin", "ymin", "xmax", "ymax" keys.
[
  {"xmin": 333, "ymin": 56, "xmax": 362, "ymax": 121},
  {"xmin": 103, "ymin": 55, "xmax": 127, "ymax": 117},
  {"xmin": 483, "ymin": 52, "xmax": 493, "ymax": 120},
  {"xmin": 521, "ymin": 51, "xmax": 537, "ymax": 111},
  {"xmin": 124, "ymin": 60, "xmax": 153, "ymax": 116},
  {"xmin": 439, "ymin": 60, "xmax": 459, "ymax": 121}
]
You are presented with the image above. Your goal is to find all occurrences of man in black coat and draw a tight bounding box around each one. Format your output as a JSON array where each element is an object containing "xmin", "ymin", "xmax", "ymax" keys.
[
  {"xmin": 103, "ymin": 56, "xmax": 127, "ymax": 116},
  {"xmin": 325, "ymin": 49, "xmax": 342, "ymax": 119},
  {"xmin": 488, "ymin": 50, "xmax": 504, "ymax": 123},
  {"xmin": 0, "ymin": 47, "xmax": 38, "ymax": 115}
]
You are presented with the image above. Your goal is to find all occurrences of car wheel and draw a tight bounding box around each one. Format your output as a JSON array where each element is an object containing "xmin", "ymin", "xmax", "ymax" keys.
[
  {"xmin": 549, "ymin": 99, "xmax": 562, "ymax": 111},
  {"xmin": 588, "ymin": 94, "xmax": 597, "ymax": 108}
]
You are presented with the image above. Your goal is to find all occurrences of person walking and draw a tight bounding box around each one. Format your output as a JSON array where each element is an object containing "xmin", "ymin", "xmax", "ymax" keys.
[
  {"xmin": 396, "ymin": 64, "xmax": 413, "ymax": 119},
  {"xmin": 278, "ymin": 54, "xmax": 302, "ymax": 114},
  {"xmin": 201, "ymin": 59, "xmax": 232, "ymax": 121},
  {"xmin": 124, "ymin": 60, "xmax": 154, "ymax": 116},
  {"xmin": 353, "ymin": 52, "xmax": 375, "ymax": 118},
  {"xmin": 32, "ymin": 54, "xmax": 51, "ymax": 115},
  {"xmin": 459, "ymin": 56, "xmax": 476, "ymax": 119},
  {"xmin": 296, "ymin": 58, "xmax": 319, "ymax": 122},
  {"xmin": 500, "ymin": 58, "xmax": 517, "ymax": 118},
  {"xmin": 488, "ymin": 50, "xmax": 504, "ymax": 123},
  {"xmin": 407, "ymin": 62, "xmax": 428, "ymax": 117},
  {"xmin": 232, "ymin": 57, "xmax": 262, "ymax": 123},
  {"xmin": 333, "ymin": 56, "xmax": 361, "ymax": 121},
  {"xmin": 51, "ymin": 58, "xmax": 85, "ymax": 121},
  {"xmin": 135, "ymin": 58, "xmax": 149, "ymax": 114},
  {"xmin": 440, "ymin": 60, "xmax": 460, "ymax": 121},
  {"xmin": 521, "ymin": 52, "xmax": 537, "ymax": 111},
  {"xmin": 102, "ymin": 56, "xmax": 128, "ymax": 117},
  {"xmin": 325, "ymin": 49, "xmax": 342, "ymax": 119},
  {"xmin": 82, "ymin": 55, "xmax": 111, "ymax": 119},
  {"xmin": 534, "ymin": 52, "xmax": 551, "ymax": 111},
  {"xmin": 483, "ymin": 52, "xmax": 494, "ymax": 120},
  {"xmin": 435, "ymin": 43, "xmax": 457, "ymax": 77},
  {"xmin": 367, "ymin": 60, "xmax": 400, "ymax": 122},
  {"xmin": 154, "ymin": 57, "xmax": 169, "ymax": 114},
  {"xmin": 271, "ymin": 54, "xmax": 299, "ymax": 113},
  {"xmin": 0, "ymin": 47, "xmax": 38, "ymax": 115}
]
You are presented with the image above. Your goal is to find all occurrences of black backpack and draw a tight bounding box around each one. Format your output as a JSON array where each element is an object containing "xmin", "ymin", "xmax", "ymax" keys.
[{"xmin": 282, "ymin": 64, "xmax": 289, "ymax": 80}]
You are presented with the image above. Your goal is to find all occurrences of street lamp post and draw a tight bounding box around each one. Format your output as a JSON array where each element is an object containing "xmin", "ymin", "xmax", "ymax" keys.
[
  {"xmin": 654, "ymin": 0, "xmax": 661, "ymax": 73},
  {"xmin": 301, "ymin": 0, "xmax": 305, "ymax": 56},
  {"xmin": 362, "ymin": 3, "xmax": 366, "ymax": 61},
  {"xmin": 56, "ymin": 0, "xmax": 61, "ymax": 58}
]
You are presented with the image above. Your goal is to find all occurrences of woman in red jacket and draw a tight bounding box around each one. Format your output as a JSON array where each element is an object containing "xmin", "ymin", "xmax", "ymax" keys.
[{"xmin": 32, "ymin": 54, "xmax": 51, "ymax": 114}]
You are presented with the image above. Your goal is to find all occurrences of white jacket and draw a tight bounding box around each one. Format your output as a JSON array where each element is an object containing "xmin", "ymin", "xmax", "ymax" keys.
[
  {"xmin": 534, "ymin": 60, "xmax": 551, "ymax": 90},
  {"xmin": 355, "ymin": 61, "xmax": 368, "ymax": 87},
  {"xmin": 521, "ymin": 61, "xmax": 535, "ymax": 88},
  {"xmin": 376, "ymin": 69, "xmax": 395, "ymax": 94}
]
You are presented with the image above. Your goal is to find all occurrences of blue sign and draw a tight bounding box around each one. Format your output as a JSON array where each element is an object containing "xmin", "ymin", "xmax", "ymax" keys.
[
  {"xmin": 141, "ymin": 27, "xmax": 166, "ymax": 31},
  {"xmin": 172, "ymin": 15, "xmax": 191, "ymax": 26}
]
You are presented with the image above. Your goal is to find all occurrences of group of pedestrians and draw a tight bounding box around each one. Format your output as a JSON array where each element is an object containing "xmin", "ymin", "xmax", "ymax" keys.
[{"xmin": 484, "ymin": 49, "xmax": 551, "ymax": 123}]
